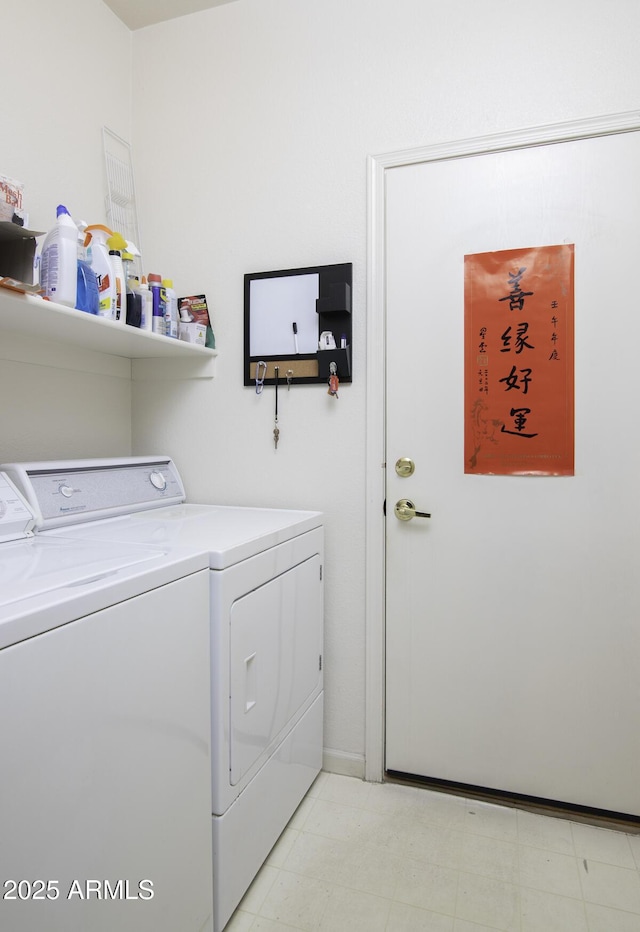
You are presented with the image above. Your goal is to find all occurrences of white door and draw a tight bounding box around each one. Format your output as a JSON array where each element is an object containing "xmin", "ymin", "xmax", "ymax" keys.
[{"xmin": 385, "ymin": 127, "xmax": 640, "ymax": 815}]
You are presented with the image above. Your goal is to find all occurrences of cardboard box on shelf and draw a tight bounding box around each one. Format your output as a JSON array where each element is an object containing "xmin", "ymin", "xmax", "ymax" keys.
[
  {"xmin": 178, "ymin": 293, "xmax": 215, "ymax": 348},
  {"xmin": 178, "ymin": 322, "xmax": 206, "ymax": 345},
  {"xmin": 0, "ymin": 174, "xmax": 24, "ymax": 223},
  {"xmin": 0, "ymin": 222, "xmax": 44, "ymax": 283}
]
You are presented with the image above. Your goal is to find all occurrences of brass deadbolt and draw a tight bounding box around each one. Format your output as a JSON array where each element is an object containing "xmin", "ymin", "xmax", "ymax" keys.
[{"xmin": 395, "ymin": 457, "xmax": 415, "ymax": 478}]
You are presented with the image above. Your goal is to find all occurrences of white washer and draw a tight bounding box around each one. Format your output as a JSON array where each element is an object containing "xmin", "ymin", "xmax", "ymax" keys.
[
  {"xmin": 5, "ymin": 457, "xmax": 324, "ymax": 932},
  {"xmin": 0, "ymin": 471, "xmax": 214, "ymax": 932}
]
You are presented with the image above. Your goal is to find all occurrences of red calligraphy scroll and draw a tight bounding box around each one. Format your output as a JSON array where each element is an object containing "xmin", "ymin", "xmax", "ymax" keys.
[{"xmin": 464, "ymin": 244, "xmax": 574, "ymax": 476}]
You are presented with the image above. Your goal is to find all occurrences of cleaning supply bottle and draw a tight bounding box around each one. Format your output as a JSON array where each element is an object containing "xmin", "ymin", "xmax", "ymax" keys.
[
  {"xmin": 139, "ymin": 277, "xmax": 153, "ymax": 332},
  {"xmin": 75, "ymin": 221, "xmax": 98, "ymax": 314},
  {"xmin": 124, "ymin": 264, "xmax": 141, "ymax": 327},
  {"xmin": 39, "ymin": 205, "xmax": 78, "ymax": 308},
  {"xmin": 84, "ymin": 224, "xmax": 116, "ymax": 319},
  {"xmin": 108, "ymin": 248, "xmax": 125, "ymax": 322},
  {"xmin": 162, "ymin": 278, "xmax": 178, "ymax": 338},
  {"xmin": 122, "ymin": 246, "xmax": 142, "ymax": 328},
  {"xmin": 106, "ymin": 232, "xmax": 128, "ymax": 324},
  {"xmin": 148, "ymin": 273, "xmax": 166, "ymax": 335},
  {"xmin": 76, "ymin": 258, "xmax": 99, "ymax": 314}
]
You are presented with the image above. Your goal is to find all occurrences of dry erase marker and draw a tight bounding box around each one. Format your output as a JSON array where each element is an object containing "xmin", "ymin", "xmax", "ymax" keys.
[{"xmin": 293, "ymin": 322, "xmax": 299, "ymax": 354}]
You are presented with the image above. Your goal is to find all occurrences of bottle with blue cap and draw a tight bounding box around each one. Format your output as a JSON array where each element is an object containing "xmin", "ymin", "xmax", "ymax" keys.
[{"xmin": 39, "ymin": 205, "xmax": 78, "ymax": 308}]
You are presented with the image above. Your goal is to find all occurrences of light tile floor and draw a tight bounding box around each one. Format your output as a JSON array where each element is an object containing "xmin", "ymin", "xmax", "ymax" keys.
[{"xmin": 225, "ymin": 772, "xmax": 640, "ymax": 932}]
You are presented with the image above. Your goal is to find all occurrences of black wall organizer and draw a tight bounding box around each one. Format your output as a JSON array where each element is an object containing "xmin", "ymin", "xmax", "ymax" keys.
[{"xmin": 244, "ymin": 262, "xmax": 352, "ymax": 386}]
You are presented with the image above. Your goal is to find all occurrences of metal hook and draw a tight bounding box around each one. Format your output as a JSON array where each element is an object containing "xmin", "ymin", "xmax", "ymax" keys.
[
  {"xmin": 255, "ymin": 360, "xmax": 267, "ymax": 394},
  {"xmin": 286, "ymin": 369, "xmax": 293, "ymax": 390}
]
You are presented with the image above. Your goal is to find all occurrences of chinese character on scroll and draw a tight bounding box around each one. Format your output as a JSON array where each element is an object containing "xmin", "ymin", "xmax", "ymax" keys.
[{"xmin": 464, "ymin": 244, "xmax": 574, "ymax": 476}]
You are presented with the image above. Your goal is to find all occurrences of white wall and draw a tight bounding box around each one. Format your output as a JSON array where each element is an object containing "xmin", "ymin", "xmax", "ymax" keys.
[
  {"xmin": 0, "ymin": 0, "xmax": 133, "ymax": 462},
  {"xmin": 130, "ymin": 0, "xmax": 640, "ymax": 773},
  {"xmin": 3, "ymin": 0, "xmax": 640, "ymax": 774}
]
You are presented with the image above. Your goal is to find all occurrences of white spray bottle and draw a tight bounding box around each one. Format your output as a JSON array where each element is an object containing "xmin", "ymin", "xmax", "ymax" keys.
[
  {"xmin": 84, "ymin": 224, "xmax": 116, "ymax": 319},
  {"xmin": 75, "ymin": 220, "xmax": 99, "ymax": 315}
]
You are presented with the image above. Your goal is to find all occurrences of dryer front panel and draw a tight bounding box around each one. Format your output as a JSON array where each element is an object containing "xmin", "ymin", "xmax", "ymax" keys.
[{"xmin": 229, "ymin": 553, "xmax": 322, "ymax": 785}]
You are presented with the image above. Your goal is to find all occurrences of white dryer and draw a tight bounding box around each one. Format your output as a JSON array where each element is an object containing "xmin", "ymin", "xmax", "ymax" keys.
[
  {"xmin": 5, "ymin": 456, "xmax": 324, "ymax": 932},
  {"xmin": 0, "ymin": 471, "xmax": 214, "ymax": 932}
]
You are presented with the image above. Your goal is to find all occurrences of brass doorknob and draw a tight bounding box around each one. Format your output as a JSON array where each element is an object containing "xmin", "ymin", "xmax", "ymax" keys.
[{"xmin": 394, "ymin": 499, "xmax": 431, "ymax": 521}]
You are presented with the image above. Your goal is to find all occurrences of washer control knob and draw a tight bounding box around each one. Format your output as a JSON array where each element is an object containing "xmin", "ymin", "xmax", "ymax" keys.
[
  {"xmin": 149, "ymin": 470, "xmax": 167, "ymax": 491},
  {"xmin": 59, "ymin": 484, "xmax": 74, "ymax": 498}
]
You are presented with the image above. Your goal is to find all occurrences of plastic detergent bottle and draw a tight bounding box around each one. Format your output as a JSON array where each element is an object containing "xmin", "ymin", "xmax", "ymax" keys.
[
  {"xmin": 148, "ymin": 273, "xmax": 166, "ymax": 335},
  {"xmin": 39, "ymin": 205, "xmax": 78, "ymax": 308},
  {"xmin": 162, "ymin": 278, "xmax": 178, "ymax": 338},
  {"xmin": 84, "ymin": 224, "xmax": 116, "ymax": 319}
]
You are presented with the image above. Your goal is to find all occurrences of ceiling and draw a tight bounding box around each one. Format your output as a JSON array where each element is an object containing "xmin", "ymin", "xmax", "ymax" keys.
[{"xmin": 103, "ymin": 0, "xmax": 238, "ymax": 30}]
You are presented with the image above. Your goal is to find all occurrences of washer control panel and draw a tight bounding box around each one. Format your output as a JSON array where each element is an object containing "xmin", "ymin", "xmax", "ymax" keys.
[
  {"xmin": 149, "ymin": 470, "xmax": 167, "ymax": 491},
  {"xmin": 0, "ymin": 472, "xmax": 36, "ymax": 542},
  {"xmin": 0, "ymin": 458, "xmax": 186, "ymax": 529}
]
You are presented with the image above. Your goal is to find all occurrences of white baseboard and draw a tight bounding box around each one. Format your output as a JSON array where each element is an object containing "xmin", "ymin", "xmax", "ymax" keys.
[{"xmin": 322, "ymin": 748, "xmax": 366, "ymax": 780}]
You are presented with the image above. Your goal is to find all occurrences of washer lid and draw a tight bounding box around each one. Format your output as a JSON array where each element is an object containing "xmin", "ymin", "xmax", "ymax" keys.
[
  {"xmin": 0, "ymin": 536, "xmax": 163, "ymax": 609},
  {"xmin": 0, "ymin": 534, "xmax": 208, "ymax": 651}
]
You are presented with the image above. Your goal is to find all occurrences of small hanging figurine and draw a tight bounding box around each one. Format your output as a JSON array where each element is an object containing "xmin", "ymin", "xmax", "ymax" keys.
[{"xmin": 328, "ymin": 361, "xmax": 339, "ymax": 399}]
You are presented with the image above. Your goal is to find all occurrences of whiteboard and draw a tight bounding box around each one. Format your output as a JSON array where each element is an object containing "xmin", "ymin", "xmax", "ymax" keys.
[{"xmin": 249, "ymin": 273, "xmax": 319, "ymax": 356}]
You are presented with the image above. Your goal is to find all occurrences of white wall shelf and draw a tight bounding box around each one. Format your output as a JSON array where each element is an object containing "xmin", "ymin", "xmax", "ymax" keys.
[{"xmin": 0, "ymin": 288, "xmax": 217, "ymax": 379}]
